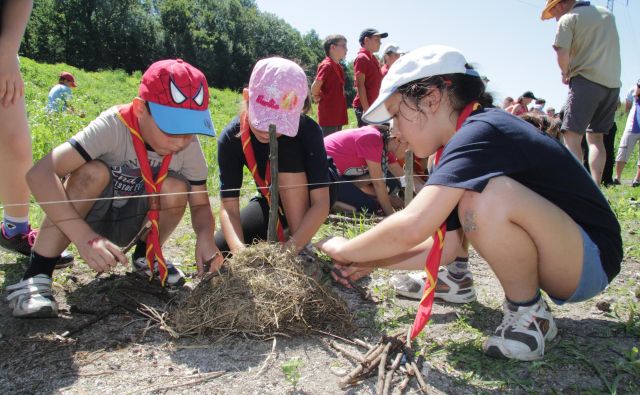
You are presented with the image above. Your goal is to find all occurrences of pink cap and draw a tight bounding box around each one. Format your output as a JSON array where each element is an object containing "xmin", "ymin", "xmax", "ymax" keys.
[{"xmin": 248, "ymin": 58, "xmax": 308, "ymax": 137}]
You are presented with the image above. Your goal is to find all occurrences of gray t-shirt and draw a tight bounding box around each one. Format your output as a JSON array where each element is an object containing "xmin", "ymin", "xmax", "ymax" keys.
[{"xmin": 69, "ymin": 106, "xmax": 208, "ymax": 204}]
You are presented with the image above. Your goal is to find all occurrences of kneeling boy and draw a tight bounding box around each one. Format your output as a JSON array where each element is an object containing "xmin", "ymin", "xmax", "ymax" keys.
[{"xmin": 7, "ymin": 59, "xmax": 223, "ymax": 318}]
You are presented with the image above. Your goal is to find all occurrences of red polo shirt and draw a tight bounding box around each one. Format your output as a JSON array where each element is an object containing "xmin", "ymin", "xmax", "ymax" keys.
[
  {"xmin": 315, "ymin": 57, "xmax": 348, "ymax": 127},
  {"xmin": 352, "ymin": 48, "xmax": 383, "ymax": 109}
]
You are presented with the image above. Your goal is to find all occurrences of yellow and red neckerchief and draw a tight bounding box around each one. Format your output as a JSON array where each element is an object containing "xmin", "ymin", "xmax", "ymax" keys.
[
  {"xmin": 410, "ymin": 101, "xmax": 481, "ymax": 339},
  {"xmin": 239, "ymin": 112, "xmax": 286, "ymax": 242},
  {"xmin": 117, "ymin": 103, "xmax": 172, "ymax": 286}
]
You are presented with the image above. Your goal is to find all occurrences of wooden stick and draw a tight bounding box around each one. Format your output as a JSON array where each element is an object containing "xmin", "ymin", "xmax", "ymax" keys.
[
  {"xmin": 410, "ymin": 361, "xmax": 428, "ymax": 393},
  {"xmin": 121, "ymin": 220, "xmax": 152, "ymax": 254},
  {"xmin": 383, "ymin": 352, "xmax": 403, "ymax": 395},
  {"xmin": 392, "ymin": 375, "xmax": 411, "ymax": 395},
  {"xmin": 376, "ymin": 342, "xmax": 392, "ymax": 394},
  {"xmin": 404, "ymin": 150, "xmax": 414, "ymax": 206},
  {"xmin": 354, "ymin": 338, "xmax": 374, "ymax": 351},
  {"xmin": 267, "ymin": 124, "xmax": 279, "ymax": 242},
  {"xmin": 329, "ymin": 340, "xmax": 366, "ymax": 363},
  {"xmin": 320, "ymin": 260, "xmax": 371, "ymax": 300},
  {"xmin": 339, "ymin": 343, "xmax": 385, "ymax": 389},
  {"xmin": 61, "ymin": 305, "xmax": 118, "ymax": 338}
]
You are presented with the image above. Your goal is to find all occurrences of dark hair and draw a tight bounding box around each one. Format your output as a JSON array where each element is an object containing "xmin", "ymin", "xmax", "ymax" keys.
[
  {"xmin": 520, "ymin": 112, "xmax": 550, "ymax": 132},
  {"xmin": 323, "ymin": 35, "xmax": 347, "ymax": 57},
  {"xmin": 396, "ymin": 64, "xmax": 494, "ymax": 116},
  {"xmin": 535, "ymin": 99, "xmax": 546, "ymax": 105}
]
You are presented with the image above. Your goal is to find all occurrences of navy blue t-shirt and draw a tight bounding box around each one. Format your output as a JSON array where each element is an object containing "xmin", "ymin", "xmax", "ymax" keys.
[
  {"xmin": 217, "ymin": 114, "xmax": 330, "ymax": 198},
  {"xmin": 427, "ymin": 108, "xmax": 622, "ymax": 281}
]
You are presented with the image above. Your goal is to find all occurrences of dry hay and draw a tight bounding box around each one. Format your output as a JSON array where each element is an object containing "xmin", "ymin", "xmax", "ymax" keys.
[{"xmin": 169, "ymin": 242, "xmax": 353, "ymax": 337}]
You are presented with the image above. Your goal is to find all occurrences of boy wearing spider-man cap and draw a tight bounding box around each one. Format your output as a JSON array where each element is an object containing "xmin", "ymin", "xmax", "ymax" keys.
[{"xmin": 6, "ymin": 59, "xmax": 223, "ymax": 318}]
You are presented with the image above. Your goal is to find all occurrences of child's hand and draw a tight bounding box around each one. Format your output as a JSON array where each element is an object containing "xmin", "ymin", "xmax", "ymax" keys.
[
  {"xmin": 195, "ymin": 237, "xmax": 223, "ymax": 276},
  {"xmin": 331, "ymin": 264, "xmax": 373, "ymax": 288},
  {"xmin": 77, "ymin": 234, "xmax": 128, "ymax": 273},
  {"xmin": 315, "ymin": 236, "xmax": 350, "ymax": 263}
]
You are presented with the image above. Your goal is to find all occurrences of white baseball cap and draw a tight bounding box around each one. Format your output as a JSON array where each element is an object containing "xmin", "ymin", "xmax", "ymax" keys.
[
  {"xmin": 381, "ymin": 43, "xmax": 406, "ymax": 56},
  {"xmin": 363, "ymin": 45, "xmax": 480, "ymax": 124}
]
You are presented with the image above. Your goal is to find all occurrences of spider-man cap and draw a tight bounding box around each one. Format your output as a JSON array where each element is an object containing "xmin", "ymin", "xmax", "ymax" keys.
[{"xmin": 138, "ymin": 59, "xmax": 215, "ymax": 137}]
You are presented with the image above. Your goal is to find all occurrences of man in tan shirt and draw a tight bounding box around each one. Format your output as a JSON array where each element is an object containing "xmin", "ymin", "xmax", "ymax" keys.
[{"xmin": 542, "ymin": 0, "xmax": 621, "ymax": 185}]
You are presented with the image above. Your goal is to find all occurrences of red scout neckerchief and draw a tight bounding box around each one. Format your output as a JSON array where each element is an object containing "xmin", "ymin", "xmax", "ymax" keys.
[
  {"xmin": 117, "ymin": 103, "xmax": 173, "ymax": 286},
  {"xmin": 239, "ymin": 112, "xmax": 286, "ymax": 242},
  {"xmin": 410, "ymin": 100, "xmax": 481, "ymax": 339}
]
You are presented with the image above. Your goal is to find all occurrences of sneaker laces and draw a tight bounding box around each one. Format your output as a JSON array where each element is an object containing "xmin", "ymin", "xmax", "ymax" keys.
[{"xmin": 496, "ymin": 301, "xmax": 525, "ymax": 333}]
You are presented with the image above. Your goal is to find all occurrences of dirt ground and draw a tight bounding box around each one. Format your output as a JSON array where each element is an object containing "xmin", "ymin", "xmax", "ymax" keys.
[{"xmin": 1, "ymin": 224, "xmax": 639, "ymax": 394}]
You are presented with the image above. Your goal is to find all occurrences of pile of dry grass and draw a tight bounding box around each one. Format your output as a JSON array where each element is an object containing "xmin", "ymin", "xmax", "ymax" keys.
[{"xmin": 169, "ymin": 243, "xmax": 352, "ymax": 337}]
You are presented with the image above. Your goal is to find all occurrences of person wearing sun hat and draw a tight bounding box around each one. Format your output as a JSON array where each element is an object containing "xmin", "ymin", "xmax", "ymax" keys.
[
  {"xmin": 319, "ymin": 45, "xmax": 622, "ymax": 361},
  {"xmin": 46, "ymin": 71, "xmax": 78, "ymax": 113},
  {"xmin": 215, "ymin": 57, "xmax": 337, "ymax": 256},
  {"xmin": 6, "ymin": 58, "xmax": 221, "ymax": 317},
  {"xmin": 380, "ymin": 43, "xmax": 406, "ymax": 77},
  {"xmin": 353, "ymin": 28, "xmax": 388, "ymax": 126},
  {"xmin": 542, "ymin": 0, "xmax": 621, "ymax": 185}
]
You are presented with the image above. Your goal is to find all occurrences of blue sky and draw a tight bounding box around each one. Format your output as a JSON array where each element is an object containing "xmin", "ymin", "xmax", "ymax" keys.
[{"xmin": 255, "ymin": 0, "xmax": 639, "ymax": 110}]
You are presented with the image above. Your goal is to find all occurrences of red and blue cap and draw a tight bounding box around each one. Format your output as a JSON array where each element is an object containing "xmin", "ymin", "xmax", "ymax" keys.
[{"xmin": 138, "ymin": 59, "xmax": 215, "ymax": 137}]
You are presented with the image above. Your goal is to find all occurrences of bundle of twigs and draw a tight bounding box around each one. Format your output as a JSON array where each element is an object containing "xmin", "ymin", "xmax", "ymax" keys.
[
  {"xmin": 327, "ymin": 331, "xmax": 428, "ymax": 394},
  {"xmin": 168, "ymin": 243, "xmax": 352, "ymax": 338}
]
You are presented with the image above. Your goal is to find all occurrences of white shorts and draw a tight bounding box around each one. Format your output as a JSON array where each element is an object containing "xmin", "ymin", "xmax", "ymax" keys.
[{"xmin": 615, "ymin": 131, "xmax": 640, "ymax": 164}]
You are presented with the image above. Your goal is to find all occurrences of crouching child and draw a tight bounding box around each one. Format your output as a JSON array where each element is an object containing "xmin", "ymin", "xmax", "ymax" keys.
[{"xmin": 6, "ymin": 59, "xmax": 223, "ymax": 318}]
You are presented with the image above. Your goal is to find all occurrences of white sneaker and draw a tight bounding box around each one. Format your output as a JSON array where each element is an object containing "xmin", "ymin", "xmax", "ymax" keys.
[
  {"xmin": 483, "ymin": 297, "xmax": 558, "ymax": 361},
  {"xmin": 391, "ymin": 267, "xmax": 476, "ymax": 304},
  {"xmin": 132, "ymin": 256, "xmax": 186, "ymax": 287},
  {"xmin": 6, "ymin": 274, "xmax": 58, "ymax": 318}
]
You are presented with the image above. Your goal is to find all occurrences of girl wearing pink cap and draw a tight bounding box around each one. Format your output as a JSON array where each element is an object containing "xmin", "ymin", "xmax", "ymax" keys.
[{"xmin": 215, "ymin": 57, "xmax": 336, "ymax": 255}]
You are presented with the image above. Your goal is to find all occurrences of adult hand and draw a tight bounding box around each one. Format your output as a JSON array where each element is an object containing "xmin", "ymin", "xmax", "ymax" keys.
[
  {"xmin": 562, "ymin": 73, "xmax": 570, "ymax": 85},
  {"xmin": 0, "ymin": 53, "xmax": 24, "ymax": 107},
  {"xmin": 195, "ymin": 236, "xmax": 224, "ymax": 276},
  {"xmin": 76, "ymin": 233, "xmax": 127, "ymax": 273}
]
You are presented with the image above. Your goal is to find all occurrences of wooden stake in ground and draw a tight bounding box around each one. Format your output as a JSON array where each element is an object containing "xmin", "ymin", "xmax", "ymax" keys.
[
  {"xmin": 267, "ymin": 124, "xmax": 280, "ymax": 242},
  {"xmin": 404, "ymin": 150, "xmax": 414, "ymax": 206}
]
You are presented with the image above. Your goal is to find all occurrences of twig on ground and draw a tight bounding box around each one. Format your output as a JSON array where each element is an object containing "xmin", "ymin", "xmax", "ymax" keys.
[
  {"xmin": 327, "ymin": 340, "xmax": 366, "ymax": 363},
  {"xmin": 376, "ymin": 342, "xmax": 392, "ymax": 394},
  {"xmin": 126, "ymin": 371, "xmax": 225, "ymax": 395},
  {"xmin": 60, "ymin": 305, "xmax": 119, "ymax": 338},
  {"xmin": 254, "ymin": 336, "xmax": 277, "ymax": 377},
  {"xmin": 383, "ymin": 352, "xmax": 403, "ymax": 395}
]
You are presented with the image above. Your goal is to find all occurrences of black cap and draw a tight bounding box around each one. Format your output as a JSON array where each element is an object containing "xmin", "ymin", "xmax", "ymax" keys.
[
  {"xmin": 359, "ymin": 28, "xmax": 388, "ymax": 45},
  {"xmin": 522, "ymin": 91, "xmax": 537, "ymax": 100}
]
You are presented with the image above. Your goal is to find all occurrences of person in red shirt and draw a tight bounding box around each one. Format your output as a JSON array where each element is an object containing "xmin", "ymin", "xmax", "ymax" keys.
[
  {"xmin": 311, "ymin": 34, "xmax": 348, "ymax": 136},
  {"xmin": 353, "ymin": 28, "xmax": 387, "ymax": 127}
]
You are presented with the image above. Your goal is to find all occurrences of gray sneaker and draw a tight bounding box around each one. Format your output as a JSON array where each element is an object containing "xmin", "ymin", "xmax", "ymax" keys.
[{"xmin": 6, "ymin": 274, "xmax": 58, "ymax": 318}]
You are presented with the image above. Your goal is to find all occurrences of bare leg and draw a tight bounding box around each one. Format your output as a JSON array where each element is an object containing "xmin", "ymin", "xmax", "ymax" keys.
[
  {"xmin": 563, "ymin": 130, "xmax": 585, "ymax": 163},
  {"xmin": 614, "ymin": 161, "xmax": 625, "ymax": 181},
  {"xmin": 586, "ymin": 132, "xmax": 605, "ymax": 185},
  {"xmin": 0, "ymin": 95, "xmax": 31, "ymax": 219},
  {"xmin": 33, "ymin": 161, "xmax": 111, "ymax": 257},
  {"xmin": 458, "ymin": 176, "xmax": 583, "ymax": 302}
]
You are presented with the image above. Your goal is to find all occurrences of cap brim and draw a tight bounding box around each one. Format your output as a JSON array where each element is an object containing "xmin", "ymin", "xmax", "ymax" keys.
[
  {"xmin": 362, "ymin": 89, "xmax": 395, "ymax": 124},
  {"xmin": 379, "ymin": 32, "xmax": 389, "ymax": 38},
  {"xmin": 148, "ymin": 102, "xmax": 215, "ymax": 137}
]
